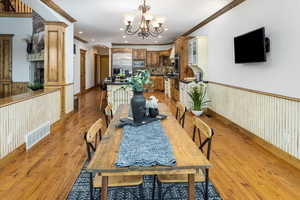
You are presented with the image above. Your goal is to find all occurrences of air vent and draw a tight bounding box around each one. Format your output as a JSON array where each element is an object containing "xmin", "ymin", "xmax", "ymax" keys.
[{"xmin": 25, "ymin": 121, "xmax": 50, "ymax": 150}]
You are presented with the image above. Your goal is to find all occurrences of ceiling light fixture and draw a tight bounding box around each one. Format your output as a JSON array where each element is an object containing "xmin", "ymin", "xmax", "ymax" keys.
[
  {"xmin": 122, "ymin": 0, "xmax": 166, "ymax": 39},
  {"xmin": 122, "ymin": 35, "xmax": 126, "ymax": 38},
  {"xmin": 78, "ymin": 31, "xmax": 83, "ymax": 34}
]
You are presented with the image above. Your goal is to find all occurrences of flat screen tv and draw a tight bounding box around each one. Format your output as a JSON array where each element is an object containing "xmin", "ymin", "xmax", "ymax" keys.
[{"xmin": 234, "ymin": 27, "xmax": 269, "ymax": 63}]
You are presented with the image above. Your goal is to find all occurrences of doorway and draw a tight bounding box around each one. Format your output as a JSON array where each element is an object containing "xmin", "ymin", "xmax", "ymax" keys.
[
  {"xmin": 80, "ymin": 49, "xmax": 86, "ymax": 94},
  {"xmin": 99, "ymin": 55, "xmax": 109, "ymax": 87}
]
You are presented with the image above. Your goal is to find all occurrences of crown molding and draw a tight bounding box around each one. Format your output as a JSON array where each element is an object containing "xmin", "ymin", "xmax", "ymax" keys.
[
  {"xmin": 41, "ymin": 0, "xmax": 77, "ymax": 23},
  {"xmin": 111, "ymin": 42, "xmax": 174, "ymax": 46},
  {"xmin": 44, "ymin": 21, "xmax": 68, "ymax": 28},
  {"xmin": 181, "ymin": 0, "xmax": 246, "ymax": 36},
  {"xmin": 74, "ymin": 36, "xmax": 88, "ymax": 44}
]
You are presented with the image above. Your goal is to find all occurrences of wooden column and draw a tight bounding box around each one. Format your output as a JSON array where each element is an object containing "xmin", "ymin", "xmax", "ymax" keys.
[
  {"xmin": 0, "ymin": 34, "xmax": 13, "ymax": 98},
  {"xmin": 44, "ymin": 21, "xmax": 68, "ymax": 116}
]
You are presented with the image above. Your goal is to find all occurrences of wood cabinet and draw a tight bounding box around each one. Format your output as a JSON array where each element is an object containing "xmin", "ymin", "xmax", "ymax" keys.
[
  {"xmin": 132, "ymin": 49, "xmax": 146, "ymax": 60},
  {"xmin": 0, "ymin": 34, "xmax": 13, "ymax": 98},
  {"xmin": 159, "ymin": 49, "xmax": 170, "ymax": 57},
  {"xmin": 146, "ymin": 51, "xmax": 160, "ymax": 67},
  {"xmin": 169, "ymin": 78, "xmax": 179, "ymax": 101},
  {"xmin": 175, "ymin": 36, "xmax": 194, "ymax": 80},
  {"xmin": 150, "ymin": 76, "xmax": 164, "ymax": 91}
]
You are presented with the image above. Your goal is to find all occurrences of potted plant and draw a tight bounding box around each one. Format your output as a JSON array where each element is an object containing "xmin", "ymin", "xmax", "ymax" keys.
[
  {"xmin": 27, "ymin": 82, "xmax": 44, "ymax": 91},
  {"xmin": 146, "ymin": 96, "xmax": 159, "ymax": 118},
  {"xmin": 188, "ymin": 83, "xmax": 210, "ymax": 116},
  {"xmin": 127, "ymin": 70, "xmax": 151, "ymax": 123}
]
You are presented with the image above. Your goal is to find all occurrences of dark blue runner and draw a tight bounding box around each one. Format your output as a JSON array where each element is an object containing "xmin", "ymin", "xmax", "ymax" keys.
[{"xmin": 115, "ymin": 120, "xmax": 176, "ymax": 167}]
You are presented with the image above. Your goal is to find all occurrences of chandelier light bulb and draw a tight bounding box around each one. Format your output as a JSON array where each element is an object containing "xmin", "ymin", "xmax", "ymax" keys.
[
  {"xmin": 124, "ymin": 13, "xmax": 135, "ymax": 23},
  {"xmin": 156, "ymin": 17, "xmax": 165, "ymax": 24},
  {"xmin": 144, "ymin": 13, "xmax": 154, "ymax": 21}
]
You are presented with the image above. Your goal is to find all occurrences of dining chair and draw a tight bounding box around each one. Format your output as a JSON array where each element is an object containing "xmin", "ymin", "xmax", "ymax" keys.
[
  {"xmin": 99, "ymin": 90, "xmax": 108, "ymax": 113},
  {"xmin": 152, "ymin": 117, "xmax": 214, "ymax": 200},
  {"xmin": 175, "ymin": 102, "xmax": 186, "ymax": 128},
  {"xmin": 104, "ymin": 104, "xmax": 113, "ymax": 127},
  {"xmin": 84, "ymin": 118, "xmax": 144, "ymax": 200}
]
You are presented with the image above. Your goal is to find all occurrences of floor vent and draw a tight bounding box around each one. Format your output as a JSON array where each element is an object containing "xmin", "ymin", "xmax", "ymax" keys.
[{"xmin": 25, "ymin": 121, "xmax": 51, "ymax": 150}]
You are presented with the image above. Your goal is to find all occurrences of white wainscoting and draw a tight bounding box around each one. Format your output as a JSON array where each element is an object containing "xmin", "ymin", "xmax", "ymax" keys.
[
  {"xmin": 208, "ymin": 83, "xmax": 300, "ymax": 159},
  {"xmin": 0, "ymin": 90, "xmax": 61, "ymax": 158}
]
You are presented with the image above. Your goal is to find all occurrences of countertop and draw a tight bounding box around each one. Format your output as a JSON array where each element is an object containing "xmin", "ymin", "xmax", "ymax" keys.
[
  {"xmin": 104, "ymin": 80, "xmax": 130, "ymax": 85},
  {"xmin": 0, "ymin": 88, "xmax": 60, "ymax": 108}
]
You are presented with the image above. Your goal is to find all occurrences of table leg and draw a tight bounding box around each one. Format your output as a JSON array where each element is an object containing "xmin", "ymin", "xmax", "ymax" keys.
[
  {"xmin": 188, "ymin": 174, "xmax": 195, "ymax": 200},
  {"xmin": 101, "ymin": 176, "xmax": 108, "ymax": 200}
]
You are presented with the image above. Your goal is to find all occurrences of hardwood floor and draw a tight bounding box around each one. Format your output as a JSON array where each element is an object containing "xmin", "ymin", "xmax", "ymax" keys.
[{"xmin": 0, "ymin": 89, "xmax": 300, "ymax": 200}]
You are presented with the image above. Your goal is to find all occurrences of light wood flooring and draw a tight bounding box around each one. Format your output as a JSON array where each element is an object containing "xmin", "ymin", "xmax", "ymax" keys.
[{"xmin": 0, "ymin": 89, "xmax": 300, "ymax": 200}]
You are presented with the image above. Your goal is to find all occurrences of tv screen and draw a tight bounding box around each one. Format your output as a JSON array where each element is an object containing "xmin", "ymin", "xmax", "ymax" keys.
[{"xmin": 234, "ymin": 27, "xmax": 267, "ymax": 63}]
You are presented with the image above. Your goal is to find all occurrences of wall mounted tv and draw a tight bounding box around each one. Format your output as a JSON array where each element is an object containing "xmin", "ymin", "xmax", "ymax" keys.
[{"xmin": 234, "ymin": 27, "xmax": 270, "ymax": 63}]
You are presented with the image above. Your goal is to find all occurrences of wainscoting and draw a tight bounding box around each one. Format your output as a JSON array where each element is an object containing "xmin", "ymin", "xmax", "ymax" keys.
[
  {"xmin": 0, "ymin": 89, "xmax": 61, "ymax": 158},
  {"xmin": 208, "ymin": 82, "xmax": 300, "ymax": 160}
]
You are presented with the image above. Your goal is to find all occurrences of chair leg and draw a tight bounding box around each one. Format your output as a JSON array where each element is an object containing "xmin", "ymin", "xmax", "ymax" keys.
[
  {"xmin": 89, "ymin": 173, "xmax": 94, "ymax": 200},
  {"xmin": 152, "ymin": 175, "xmax": 156, "ymax": 200},
  {"xmin": 204, "ymin": 169, "xmax": 209, "ymax": 200},
  {"xmin": 158, "ymin": 180, "xmax": 162, "ymax": 200}
]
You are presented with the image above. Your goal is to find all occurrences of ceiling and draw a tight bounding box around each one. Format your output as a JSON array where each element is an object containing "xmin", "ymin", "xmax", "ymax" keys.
[{"xmin": 53, "ymin": 0, "xmax": 233, "ymax": 44}]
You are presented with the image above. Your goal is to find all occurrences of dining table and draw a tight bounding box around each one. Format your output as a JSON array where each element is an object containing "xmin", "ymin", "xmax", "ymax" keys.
[{"xmin": 87, "ymin": 103, "xmax": 212, "ymax": 200}]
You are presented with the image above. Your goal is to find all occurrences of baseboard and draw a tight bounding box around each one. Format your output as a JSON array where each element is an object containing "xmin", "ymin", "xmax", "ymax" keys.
[
  {"xmin": 207, "ymin": 108, "xmax": 300, "ymax": 171},
  {"xmin": 0, "ymin": 144, "xmax": 25, "ymax": 170}
]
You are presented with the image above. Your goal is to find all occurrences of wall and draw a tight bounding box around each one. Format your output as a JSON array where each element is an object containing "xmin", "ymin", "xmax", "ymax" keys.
[
  {"xmin": 0, "ymin": 17, "xmax": 32, "ymax": 82},
  {"xmin": 190, "ymin": 0, "xmax": 300, "ymax": 159},
  {"xmin": 112, "ymin": 44, "xmax": 173, "ymax": 51},
  {"xmin": 73, "ymin": 39, "xmax": 96, "ymax": 94},
  {"xmin": 190, "ymin": 0, "xmax": 300, "ymax": 99}
]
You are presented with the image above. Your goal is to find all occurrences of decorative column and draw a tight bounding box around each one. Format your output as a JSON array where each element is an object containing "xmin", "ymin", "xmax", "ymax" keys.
[{"xmin": 44, "ymin": 21, "xmax": 68, "ymax": 116}]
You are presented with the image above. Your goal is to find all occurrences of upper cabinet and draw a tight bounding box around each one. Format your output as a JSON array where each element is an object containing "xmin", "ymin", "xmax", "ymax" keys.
[
  {"xmin": 187, "ymin": 36, "xmax": 208, "ymax": 80},
  {"xmin": 146, "ymin": 51, "xmax": 160, "ymax": 67},
  {"xmin": 133, "ymin": 49, "xmax": 147, "ymax": 60}
]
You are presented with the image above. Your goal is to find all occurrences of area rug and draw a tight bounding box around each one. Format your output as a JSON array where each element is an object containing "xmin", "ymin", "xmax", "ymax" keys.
[{"xmin": 67, "ymin": 161, "xmax": 222, "ymax": 200}]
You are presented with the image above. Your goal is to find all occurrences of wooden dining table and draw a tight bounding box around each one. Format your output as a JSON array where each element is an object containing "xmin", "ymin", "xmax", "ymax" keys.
[{"xmin": 87, "ymin": 103, "xmax": 212, "ymax": 200}]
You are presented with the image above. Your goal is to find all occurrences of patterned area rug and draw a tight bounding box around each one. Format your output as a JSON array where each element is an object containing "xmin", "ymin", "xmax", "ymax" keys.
[{"xmin": 67, "ymin": 161, "xmax": 222, "ymax": 200}]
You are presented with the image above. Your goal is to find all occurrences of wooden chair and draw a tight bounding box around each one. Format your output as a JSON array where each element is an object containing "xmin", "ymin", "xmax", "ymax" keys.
[
  {"xmin": 99, "ymin": 90, "xmax": 108, "ymax": 113},
  {"xmin": 84, "ymin": 118, "xmax": 144, "ymax": 200},
  {"xmin": 104, "ymin": 104, "xmax": 113, "ymax": 127},
  {"xmin": 175, "ymin": 102, "xmax": 186, "ymax": 128},
  {"xmin": 153, "ymin": 117, "xmax": 214, "ymax": 200}
]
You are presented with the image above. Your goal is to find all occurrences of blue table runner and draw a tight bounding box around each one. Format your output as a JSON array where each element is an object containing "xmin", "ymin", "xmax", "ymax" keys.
[{"xmin": 115, "ymin": 120, "xmax": 176, "ymax": 167}]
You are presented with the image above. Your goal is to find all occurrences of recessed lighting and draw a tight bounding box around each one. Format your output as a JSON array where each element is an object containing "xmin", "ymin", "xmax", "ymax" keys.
[
  {"xmin": 122, "ymin": 35, "xmax": 126, "ymax": 38},
  {"xmin": 158, "ymin": 35, "xmax": 162, "ymax": 38},
  {"xmin": 124, "ymin": 40, "xmax": 128, "ymax": 43},
  {"xmin": 164, "ymin": 28, "xmax": 168, "ymax": 31},
  {"xmin": 78, "ymin": 31, "xmax": 83, "ymax": 34},
  {"xmin": 91, "ymin": 39, "xmax": 95, "ymax": 42},
  {"xmin": 154, "ymin": 41, "xmax": 158, "ymax": 43},
  {"xmin": 120, "ymin": 28, "xmax": 124, "ymax": 31}
]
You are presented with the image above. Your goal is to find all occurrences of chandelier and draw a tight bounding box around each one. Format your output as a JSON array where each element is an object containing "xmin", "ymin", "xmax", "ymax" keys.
[{"xmin": 123, "ymin": 0, "xmax": 166, "ymax": 39}]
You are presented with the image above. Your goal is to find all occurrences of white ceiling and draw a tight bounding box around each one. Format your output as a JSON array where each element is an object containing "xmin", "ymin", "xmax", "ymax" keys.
[{"xmin": 53, "ymin": 0, "xmax": 233, "ymax": 44}]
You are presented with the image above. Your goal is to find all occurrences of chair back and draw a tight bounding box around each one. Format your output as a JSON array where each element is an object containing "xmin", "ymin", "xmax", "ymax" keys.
[
  {"xmin": 99, "ymin": 90, "xmax": 108, "ymax": 112},
  {"xmin": 175, "ymin": 102, "xmax": 186, "ymax": 127},
  {"xmin": 84, "ymin": 119, "xmax": 104, "ymax": 161},
  {"xmin": 104, "ymin": 104, "xmax": 113, "ymax": 127},
  {"xmin": 192, "ymin": 117, "xmax": 214, "ymax": 160}
]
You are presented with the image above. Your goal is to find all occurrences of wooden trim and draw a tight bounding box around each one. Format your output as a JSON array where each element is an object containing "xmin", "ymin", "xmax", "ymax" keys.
[
  {"xmin": 207, "ymin": 108, "xmax": 300, "ymax": 171},
  {"xmin": 208, "ymin": 81, "xmax": 300, "ymax": 103},
  {"xmin": 181, "ymin": 0, "xmax": 246, "ymax": 36},
  {"xmin": 112, "ymin": 42, "xmax": 174, "ymax": 46},
  {"xmin": 0, "ymin": 34, "xmax": 14, "ymax": 38},
  {"xmin": 44, "ymin": 21, "xmax": 68, "ymax": 28},
  {"xmin": 0, "ymin": 13, "xmax": 32, "ymax": 18},
  {"xmin": 74, "ymin": 36, "xmax": 88, "ymax": 44},
  {"xmin": 41, "ymin": 0, "xmax": 77, "ymax": 23}
]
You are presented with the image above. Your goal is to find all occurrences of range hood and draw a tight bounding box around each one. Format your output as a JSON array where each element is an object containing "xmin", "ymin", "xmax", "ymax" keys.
[{"xmin": 169, "ymin": 45, "xmax": 175, "ymax": 62}]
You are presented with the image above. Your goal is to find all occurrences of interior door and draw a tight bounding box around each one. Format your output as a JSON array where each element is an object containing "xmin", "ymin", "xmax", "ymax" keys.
[
  {"xmin": 80, "ymin": 49, "xmax": 86, "ymax": 94},
  {"xmin": 100, "ymin": 55, "xmax": 109, "ymax": 87}
]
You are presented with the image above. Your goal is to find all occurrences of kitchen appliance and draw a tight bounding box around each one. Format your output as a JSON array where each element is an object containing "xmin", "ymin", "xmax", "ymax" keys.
[
  {"xmin": 195, "ymin": 72, "xmax": 202, "ymax": 82},
  {"xmin": 174, "ymin": 54, "xmax": 180, "ymax": 73},
  {"xmin": 112, "ymin": 53, "xmax": 133, "ymax": 73}
]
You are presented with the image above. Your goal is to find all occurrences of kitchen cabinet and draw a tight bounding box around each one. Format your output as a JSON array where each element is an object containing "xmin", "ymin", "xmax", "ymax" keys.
[
  {"xmin": 133, "ymin": 49, "xmax": 146, "ymax": 60},
  {"xmin": 150, "ymin": 76, "xmax": 164, "ymax": 91},
  {"xmin": 159, "ymin": 49, "xmax": 170, "ymax": 57},
  {"xmin": 146, "ymin": 51, "xmax": 160, "ymax": 67},
  {"xmin": 187, "ymin": 36, "xmax": 208, "ymax": 80},
  {"xmin": 169, "ymin": 78, "xmax": 179, "ymax": 101}
]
